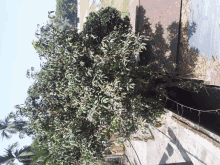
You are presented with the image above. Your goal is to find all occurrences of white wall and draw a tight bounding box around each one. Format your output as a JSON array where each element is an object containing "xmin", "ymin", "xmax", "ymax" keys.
[{"xmin": 124, "ymin": 110, "xmax": 220, "ymax": 165}]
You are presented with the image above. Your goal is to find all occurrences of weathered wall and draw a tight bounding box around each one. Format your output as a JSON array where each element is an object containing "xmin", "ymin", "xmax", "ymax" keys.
[
  {"xmin": 132, "ymin": 0, "xmax": 220, "ymax": 86},
  {"xmin": 134, "ymin": 0, "xmax": 181, "ymax": 74},
  {"xmin": 123, "ymin": 109, "xmax": 220, "ymax": 165},
  {"xmin": 179, "ymin": 0, "xmax": 220, "ymax": 86}
]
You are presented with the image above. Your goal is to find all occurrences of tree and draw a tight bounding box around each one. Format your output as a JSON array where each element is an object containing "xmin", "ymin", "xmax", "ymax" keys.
[
  {"xmin": 0, "ymin": 9, "xmax": 81, "ymax": 165},
  {"xmin": 19, "ymin": 12, "xmax": 160, "ymax": 164},
  {"xmin": 32, "ymin": 14, "xmax": 79, "ymax": 62},
  {"xmin": 0, "ymin": 116, "xmax": 18, "ymax": 141},
  {"xmin": 80, "ymin": 6, "xmax": 133, "ymax": 56},
  {"xmin": 0, "ymin": 113, "xmax": 35, "ymax": 141},
  {"xmin": 0, "ymin": 141, "xmax": 39, "ymax": 165},
  {"xmin": 0, "ymin": 113, "xmax": 46, "ymax": 164},
  {"xmin": 0, "ymin": 112, "xmax": 56, "ymax": 164},
  {"xmin": 4, "ymin": 7, "xmax": 205, "ymax": 164},
  {"xmin": 55, "ymin": 0, "xmax": 78, "ymax": 29}
]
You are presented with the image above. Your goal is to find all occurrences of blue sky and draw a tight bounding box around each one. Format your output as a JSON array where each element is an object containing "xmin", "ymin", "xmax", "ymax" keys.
[{"xmin": 0, "ymin": 0, "xmax": 56, "ymax": 164}]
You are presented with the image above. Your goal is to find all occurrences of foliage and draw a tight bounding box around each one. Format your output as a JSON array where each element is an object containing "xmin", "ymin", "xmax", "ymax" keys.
[
  {"xmin": 0, "ymin": 114, "xmax": 41, "ymax": 164},
  {"xmin": 1, "ymin": 7, "xmax": 205, "ymax": 165},
  {"xmin": 17, "ymin": 11, "xmax": 167, "ymax": 164},
  {"xmin": 55, "ymin": 0, "xmax": 78, "ymax": 29},
  {"xmin": 32, "ymin": 14, "xmax": 79, "ymax": 61},
  {"xmin": 0, "ymin": 114, "xmax": 34, "ymax": 141},
  {"xmin": 0, "ymin": 141, "xmax": 38, "ymax": 165},
  {"xmin": 80, "ymin": 6, "xmax": 132, "ymax": 55}
]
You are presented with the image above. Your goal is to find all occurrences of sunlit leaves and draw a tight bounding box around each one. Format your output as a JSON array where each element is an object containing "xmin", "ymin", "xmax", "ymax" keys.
[{"xmin": 4, "ymin": 5, "xmax": 207, "ymax": 165}]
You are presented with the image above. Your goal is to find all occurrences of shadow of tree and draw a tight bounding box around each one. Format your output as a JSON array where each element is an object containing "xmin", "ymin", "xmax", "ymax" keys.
[
  {"xmin": 135, "ymin": 5, "xmax": 200, "ymax": 78},
  {"xmin": 132, "ymin": 4, "xmax": 207, "ymax": 129},
  {"xmin": 133, "ymin": 3, "xmax": 220, "ymax": 144},
  {"xmin": 179, "ymin": 20, "xmax": 200, "ymax": 78},
  {"xmin": 135, "ymin": 5, "xmax": 175, "ymax": 74}
]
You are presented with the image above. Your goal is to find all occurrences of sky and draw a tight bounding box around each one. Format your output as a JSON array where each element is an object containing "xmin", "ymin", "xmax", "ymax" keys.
[{"xmin": 0, "ymin": 0, "xmax": 57, "ymax": 164}]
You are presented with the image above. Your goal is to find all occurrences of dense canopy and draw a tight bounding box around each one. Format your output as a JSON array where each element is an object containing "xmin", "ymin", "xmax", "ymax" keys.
[{"xmin": 0, "ymin": 6, "xmax": 205, "ymax": 165}]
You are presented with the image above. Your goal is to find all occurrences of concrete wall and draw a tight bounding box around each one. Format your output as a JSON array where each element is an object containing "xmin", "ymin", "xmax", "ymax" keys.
[
  {"xmin": 123, "ymin": 109, "xmax": 220, "ymax": 165},
  {"xmin": 131, "ymin": 0, "xmax": 182, "ymax": 74},
  {"xmin": 177, "ymin": 0, "xmax": 220, "ymax": 86},
  {"xmin": 129, "ymin": 0, "xmax": 220, "ymax": 86}
]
